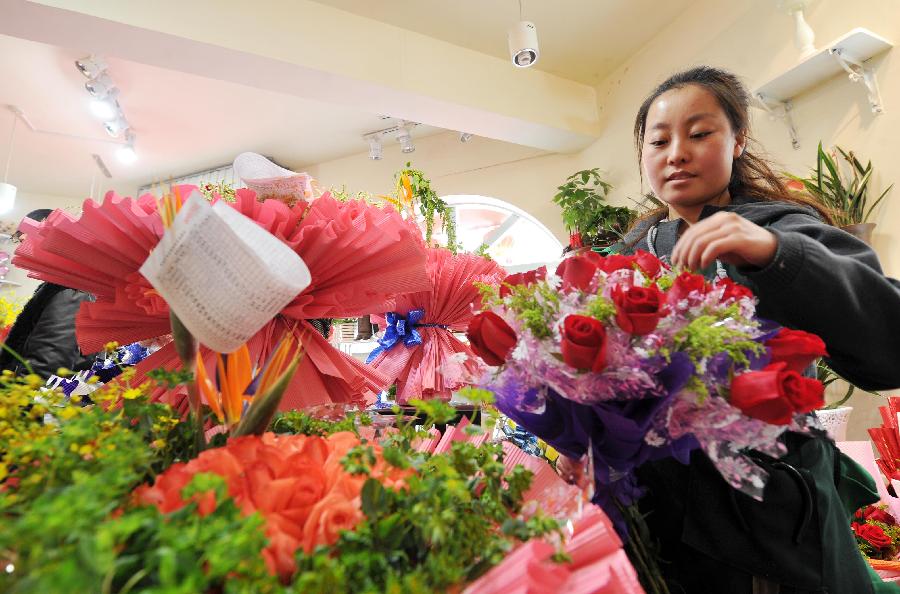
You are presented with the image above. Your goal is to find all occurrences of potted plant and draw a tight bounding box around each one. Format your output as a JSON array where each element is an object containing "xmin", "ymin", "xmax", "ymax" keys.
[
  {"xmin": 787, "ymin": 143, "xmax": 893, "ymax": 245},
  {"xmin": 553, "ymin": 168, "xmax": 637, "ymax": 249},
  {"xmin": 814, "ymin": 361, "xmax": 881, "ymax": 441}
]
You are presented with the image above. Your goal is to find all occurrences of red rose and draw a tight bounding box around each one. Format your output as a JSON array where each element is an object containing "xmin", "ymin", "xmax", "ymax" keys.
[
  {"xmin": 596, "ymin": 254, "xmax": 636, "ymax": 274},
  {"xmin": 560, "ymin": 315, "xmax": 608, "ymax": 373},
  {"xmin": 467, "ymin": 312, "xmax": 517, "ymax": 366},
  {"xmin": 717, "ymin": 277, "xmax": 754, "ymax": 302},
  {"xmin": 857, "ymin": 523, "xmax": 893, "ymax": 549},
  {"xmin": 633, "ymin": 250, "xmax": 663, "ymax": 278},
  {"xmin": 668, "ymin": 271, "xmax": 708, "ymax": 304},
  {"xmin": 611, "ymin": 284, "xmax": 666, "ymax": 335},
  {"xmin": 729, "ymin": 362, "xmax": 825, "ymax": 425},
  {"xmin": 500, "ymin": 266, "xmax": 547, "ymax": 297},
  {"xmin": 765, "ymin": 328, "xmax": 828, "ymax": 373},
  {"xmin": 864, "ymin": 506, "xmax": 897, "ymax": 526},
  {"xmin": 556, "ymin": 254, "xmax": 602, "ymax": 292}
]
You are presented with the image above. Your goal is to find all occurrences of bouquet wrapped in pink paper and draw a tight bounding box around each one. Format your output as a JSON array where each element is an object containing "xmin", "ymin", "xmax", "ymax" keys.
[
  {"xmin": 366, "ymin": 247, "xmax": 505, "ymax": 403},
  {"xmin": 13, "ymin": 186, "xmax": 430, "ymax": 411}
]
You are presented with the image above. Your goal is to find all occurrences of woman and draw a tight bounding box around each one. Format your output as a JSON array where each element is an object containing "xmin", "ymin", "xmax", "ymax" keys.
[{"xmin": 623, "ymin": 66, "xmax": 900, "ymax": 593}]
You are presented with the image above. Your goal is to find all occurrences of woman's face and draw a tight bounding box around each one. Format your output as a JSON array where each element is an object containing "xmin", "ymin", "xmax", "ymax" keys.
[{"xmin": 641, "ymin": 85, "xmax": 745, "ymax": 213}]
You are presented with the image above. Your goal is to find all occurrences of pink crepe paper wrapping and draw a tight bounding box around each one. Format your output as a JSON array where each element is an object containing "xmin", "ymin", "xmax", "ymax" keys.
[
  {"xmin": 399, "ymin": 420, "xmax": 642, "ymax": 593},
  {"xmin": 367, "ymin": 248, "xmax": 505, "ymax": 403},
  {"xmin": 463, "ymin": 506, "xmax": 644, "ymax": 594},
  {"xmin": 13, "ymin": 187, "xmax": 431, "ymax": 411}
]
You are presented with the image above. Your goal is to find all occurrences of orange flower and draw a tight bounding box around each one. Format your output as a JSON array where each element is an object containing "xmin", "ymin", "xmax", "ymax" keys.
[
  {"xmin": 196, "ymin": 336, "xmax": 301, "ymax": 432},
  {"xmin": 301, "ymin": 492, "xmax": 364, "ymax": 554},
  {"xmin": 135, "ymin": 430, "xmax": 399, "ymax": 582}
]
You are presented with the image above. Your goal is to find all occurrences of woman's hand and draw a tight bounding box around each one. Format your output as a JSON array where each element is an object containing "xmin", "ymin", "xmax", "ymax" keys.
[
  {"xmin": 556, "ymin": 454, "xmax": 588, "ymax": 487},
  {"xmin": 671, "ymin": 212, "xmax": 778, "ymax": 271}
]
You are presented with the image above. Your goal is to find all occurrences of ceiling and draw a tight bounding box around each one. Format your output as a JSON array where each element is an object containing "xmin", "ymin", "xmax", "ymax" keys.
[
  {"xmin": 0, "ymin": 33, "xmax": 443, "ymax": 198},
  {"xmin": 0, "ymin": 0, "xmax": 695, "ymax": 198},
  {"xmin": 310, "ymin": 0, "xmax": 696, "ymax": 85}
]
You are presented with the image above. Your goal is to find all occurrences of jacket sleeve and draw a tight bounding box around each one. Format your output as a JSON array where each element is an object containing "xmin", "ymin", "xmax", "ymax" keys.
[
  {"xmin": 742, "ymin": 212, "xmax": 900, "ymax": 391},
  {"xmin": 19, "ymin": 289, "xmax": 93, "ymax": 379}
]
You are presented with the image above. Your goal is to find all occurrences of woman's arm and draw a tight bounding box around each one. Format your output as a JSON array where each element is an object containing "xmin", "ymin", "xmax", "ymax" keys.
[{"xmin": 742, "ymin": 212, "xmax": 900, "ymax": 391}]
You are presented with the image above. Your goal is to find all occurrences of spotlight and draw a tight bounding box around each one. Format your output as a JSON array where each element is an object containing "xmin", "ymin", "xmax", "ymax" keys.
[
  {"xmin": 397, "ymin": 123, "xmax": 415, "ymax": 154},
  {"xmin": 459, "ymin": 132, "xmax": 473, "ymax": 143},
  {"xmin": 88, "ymin": 88, "xmax": 119, "ymax": 120},
  {"xmin": 75, "ymin": 56, "xmax": 108, "ymax": 79},
  {"xmin": 365, "ymin": 134, "xmax": 383, "ymax": 160},
  {"xmin": 117, "ymin": 130, "xmax": 137, "ymax": 164},
  {"xmin": 85, "ymin": 74, "xmax": 115, "ymax": 98},
  {"xmin": 508, "ymin": 21, "xmax": 539, "ymax": 68},
  {"xmin": 89, "ymin": 98, "xmax": 118, "ymax": 120},
  {"xmin": 103, "ymin": 115, "xmax": 129, "ymax": 137}
]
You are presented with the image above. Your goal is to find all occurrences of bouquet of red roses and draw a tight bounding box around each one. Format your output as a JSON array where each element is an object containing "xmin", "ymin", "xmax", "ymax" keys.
[
  {"xmin": 853, "ymin": 504, "xmax": 900, "ymax": 561},
  {"xmin": 465, "ymin": 250, "xmax": 828, "ymax": 531}
]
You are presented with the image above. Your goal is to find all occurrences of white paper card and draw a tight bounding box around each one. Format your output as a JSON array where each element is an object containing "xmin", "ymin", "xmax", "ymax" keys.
[{"xmin": 140, "ymin": 192, "xmax": 311, "ymax": 353}]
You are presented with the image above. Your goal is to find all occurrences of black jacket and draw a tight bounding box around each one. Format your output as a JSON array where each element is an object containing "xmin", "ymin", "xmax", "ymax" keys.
[
  {"xmin": 0, "ymin": 283, "xmax": 95, "ymax": 379},
  {"xmin": 624, "ymin": 197, "xmax": 900, "ymax": 594}
]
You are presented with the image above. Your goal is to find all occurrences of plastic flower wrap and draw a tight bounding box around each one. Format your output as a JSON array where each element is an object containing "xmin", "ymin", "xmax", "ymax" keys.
[
  {"xmin": 13, "ymin": 186, "xmax": 431, "ymax": 411},
  {"xmin": 366, "ymin": 247, "xmax": 505, "ymax": 403},
  {"xmin": 464, "ymin": 250, "xmax": 828, "ymax": 529}
]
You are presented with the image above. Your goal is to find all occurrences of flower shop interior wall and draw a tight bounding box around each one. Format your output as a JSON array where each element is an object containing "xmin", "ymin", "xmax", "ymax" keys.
[{"xmin": 302, "ymin": 0, "xmax": 900, "ymax": 441}]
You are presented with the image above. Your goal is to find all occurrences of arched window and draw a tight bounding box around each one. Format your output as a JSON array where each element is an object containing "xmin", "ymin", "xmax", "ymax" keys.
[{"xmin": 436, "ymin": 195, "xmax": 563, "ymax": 273}]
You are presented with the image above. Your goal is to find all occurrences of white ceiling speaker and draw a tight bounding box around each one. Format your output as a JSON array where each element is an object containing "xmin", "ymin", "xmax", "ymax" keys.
[{"xmin": 508, "ymin": 21, "xmax": 539, "ymax": 68}]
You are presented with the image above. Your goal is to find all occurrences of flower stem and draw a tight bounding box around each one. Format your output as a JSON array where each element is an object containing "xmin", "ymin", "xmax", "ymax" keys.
[{"xmin": 169, "ymin": 311, "xmax": 205, "ymax": 450}]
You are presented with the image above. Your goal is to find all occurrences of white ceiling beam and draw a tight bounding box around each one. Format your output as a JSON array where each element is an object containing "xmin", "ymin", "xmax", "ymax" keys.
[{"xmin": 3, "ymin": 0, "xmax": 601, "ymax": 152}]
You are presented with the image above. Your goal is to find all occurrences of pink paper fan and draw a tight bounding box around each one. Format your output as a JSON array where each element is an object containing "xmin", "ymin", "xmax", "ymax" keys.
[
  {"xmin": 367, "ymin": 248, "xmax": 504, "ymax": 403},
  {"xmin": 13, "ymin": 186, "xmax": 429, "ymax": 411}
]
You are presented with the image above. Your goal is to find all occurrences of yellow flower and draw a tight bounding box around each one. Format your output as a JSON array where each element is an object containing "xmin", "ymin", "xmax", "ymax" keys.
[{"xmin": 121, "ymin": 388, "xmax": 143, "ymax": 400}]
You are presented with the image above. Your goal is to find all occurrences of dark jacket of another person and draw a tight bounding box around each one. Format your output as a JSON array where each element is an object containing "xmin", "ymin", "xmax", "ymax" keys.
[{"xmin": 0, "ymin": 282, "xmax": 95, "ymax": 379}]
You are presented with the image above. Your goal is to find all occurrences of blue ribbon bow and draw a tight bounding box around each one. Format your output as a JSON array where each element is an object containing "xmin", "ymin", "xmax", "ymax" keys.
[{"xmin": 366, "ymin": 309, "xmax": 429, "ymax": 363}]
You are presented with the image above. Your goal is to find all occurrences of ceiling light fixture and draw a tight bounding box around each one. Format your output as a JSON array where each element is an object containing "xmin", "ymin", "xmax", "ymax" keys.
[
  {"xmin": 397, "ymin": 121, "xmax": 415, "ymax": 154},
  {"xmin": 508, "ymin": 0, "xmax": 539, "ymax": 68},
  {"xmin": 75, "ymin": 55, "xmax": 108, "ymax": 79},
  {"xmin": 76, "ymin": 55, "xmax": 138, "ymax": 162},
  {"xmin": 459, "ymin": 132, "xmax": 473, "ymax": 143},
  {"xmin": 116, "ymin": 129, "xmax": 137, "ymax": 165},
  {"xmin": 365, "ymin": 133, "xmax": 383, "ymax": 160},
  {"xmin": 0, "ymin": 108, "xmax": 18, "ymax": 215},
  {"xmin": 89, "ymin": 88, "xmax": 120, "ymax": 120},
  {"xmin": 85, "ymin": 73, "xmax": 115, "ymax": 97},
  {"xmin": 103, "ymin": 115, "xmax": 129, "ymax": 138}
]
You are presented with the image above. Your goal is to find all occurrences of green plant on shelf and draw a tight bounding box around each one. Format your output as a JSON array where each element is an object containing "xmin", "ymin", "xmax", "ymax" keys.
[
  {"xmin": 786, "ymin": 143, "xmax": 892, "ymax": 227},
  {"xmin": 553, "ymin": 168, "xmax": 637, "ymax": 247}
]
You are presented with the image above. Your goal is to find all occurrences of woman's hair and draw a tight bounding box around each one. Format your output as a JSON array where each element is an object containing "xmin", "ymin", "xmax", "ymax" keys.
[{"xmin": 631, "ymin": 66, "xmax": 833, "ymax": 228}]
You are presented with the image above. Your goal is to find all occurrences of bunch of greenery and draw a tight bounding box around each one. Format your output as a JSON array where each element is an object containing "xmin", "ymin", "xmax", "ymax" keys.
[
  {"xmin": 0, "ymin": 371, "xmax": 561, "ymax": 593},
  {"xmin": 786, "ymin": 143, "xmax": 893, "ymax": 227},
  {"xmin": 391, "ymin": 164, "xmax": 458, "ymax": 253},
  {"xmin": 553, "ymin": 168, "xmax": 637, "ymax": 247}
]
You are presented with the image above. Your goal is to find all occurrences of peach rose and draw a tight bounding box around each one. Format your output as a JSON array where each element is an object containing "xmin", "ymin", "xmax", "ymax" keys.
[{"xmin": 301, "ymin": 492, "xmax": 364, "ymax": 553}]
